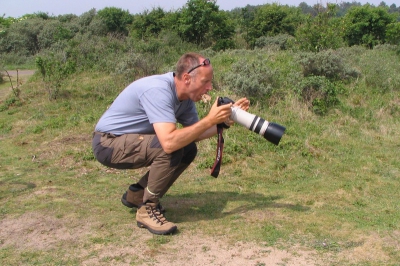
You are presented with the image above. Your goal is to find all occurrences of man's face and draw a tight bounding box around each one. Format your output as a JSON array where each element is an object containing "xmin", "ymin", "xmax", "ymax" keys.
[{"xmin": 188, "ymin": 61, "xmax": 213, "ymax": 102}]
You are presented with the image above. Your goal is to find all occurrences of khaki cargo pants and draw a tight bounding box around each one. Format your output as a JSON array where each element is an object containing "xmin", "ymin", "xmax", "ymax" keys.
[{"xmin": 92, "ymin": 132, "xmax": 197, "ymax": 204}]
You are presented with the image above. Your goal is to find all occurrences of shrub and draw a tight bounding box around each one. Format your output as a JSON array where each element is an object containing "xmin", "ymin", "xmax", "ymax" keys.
[
  {"xmin": 222, "ymin": 56, "xmax": 280, "ymax": 103},
  {"xmin": 295, "ymin": 4, "xmax": 345, "ymax": 52},
  {"xmin": 244, "ymin": 4, "xmax": 304, "ymax": 48},
  {"xmin": 97, "ymin": 7, "xmax": 132, "ymax": 35},
  {"xmin": 343, "ymin": 5, "xmax": 396, "ymax": 48},
  {"xmin": 254, "ymin": 34, "xmax": 295, "ymax": 50},
  {"xmin": 385, "ymin": 22, "xmax": 400, "ymax": 45},
  {"xmin": 114, "ymin": 52, "xmax": 159, "ymax": 82},
  {"xmin": 295, "ymin": 76, "xmax": 340, "ymax": 115},
  {"xmin": 36, "ymin": 53, "xmax": 76, "ymax": 100},
  {"xmin": 295, "ymin": 50, "xmax": 360, "ymax": 82}
]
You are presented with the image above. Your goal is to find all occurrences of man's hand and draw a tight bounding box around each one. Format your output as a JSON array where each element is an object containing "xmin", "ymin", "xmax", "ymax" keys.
[
  {"xmin": 234, "ymin": 97, "xmax": 250, "ymax": 111},
  {"xmin": 224, "ymin": 97, "xmax": 250, "ymax": 127},
  {"xmin": 207, "ymin": 98, "xmax": 233, "ymax": 125}
]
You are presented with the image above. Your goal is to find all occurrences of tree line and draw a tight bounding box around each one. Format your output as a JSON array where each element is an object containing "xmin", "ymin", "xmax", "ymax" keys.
[
  {"xmin": 0, "ymin": 0, "xmax": 399, "ymax": 114},
  {"xmin": 1, "ymin": 0, "xmax": 399, "ymax": 58}
]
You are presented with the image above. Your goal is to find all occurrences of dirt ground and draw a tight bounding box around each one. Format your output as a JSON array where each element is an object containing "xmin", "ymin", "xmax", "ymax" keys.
[{"xmin": 0, "ymin": 212, "xmax": 330, "ymax": 265}]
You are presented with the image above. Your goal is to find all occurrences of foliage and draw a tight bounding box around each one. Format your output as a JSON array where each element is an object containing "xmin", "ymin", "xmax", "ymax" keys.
[
  {"xmin": 77, "ymin": 8, "xmax": 108, "ymax": 36},
  {"xmin": 0, "ymin": 67, "xmax": 3, "ymax": 83},
  {"xmin": 343, "ymin": 5, "xmax": 396, "ymax": 48},
  {"xmin": 244, "ymin": 4, "xmax": 304, "ymax": 48},
  {"xmin": 385, "ymin": 22, "xmax": 400, "ymax": 44},
  {"xmin": 208, "ymin": 10, "xmax": 236, "ymax": 51},
  {"xmin": 131, "ymin": 7, "xmax": 167, "ymax": 39},
  {"xmin": 114, "ymin": 52, "xmax": 159, "ymax": 82},
  {"xmin": 294, "ymin": 49, "xmax": 361, "ymax": 114},
  {"xmin": 295, "ymin": 4, "xmax": 346, "ymax": 52},
  {"xmin": 222, "ymin": 55, "xmax": 281, "ymax": 102},
  {"xmin": 1, "ymin": 69, "xmax": 21, "ymax": 99},
  {"xmin": 35, "ymin": 53, "xmax": 76, "ymax": 99},
  {"xmin": 97, "ymin": 7, "xmax": 133, "ymax": 35},
  {"xmin": 37, "ymin": 20, "xmax": 77, "ymax": 50},
  {"xmin": 295, "ymin": 49, "xmax": 360, "ymax": 81},
  {"xmin": 0, "ymin": 15, "xmax": 17, "ymax": 33},
  {"xmin": 254, "ymin": 34, "xmax": 295, "ymax": 50},
  {"xmin": 178, "ymin": 0, "xmax": 218, "ymax": 44},
  {"xmin": 177, "ymin": 0, "xmax": 234, "ymax": 49},
  {"xmin": 295, "ymin": 75, "xmax": 340, "ymax": 115},
  {"xmin": 0, "ymin": 18, "xmax": 46, "ymax": 56}
]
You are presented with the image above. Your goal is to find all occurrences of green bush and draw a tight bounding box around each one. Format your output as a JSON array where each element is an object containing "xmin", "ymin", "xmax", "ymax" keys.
[
  {"xmin": 222, "ymin": 56, "xmax": 280, "ymax": 102},
  {"xmin": 36, "ymin": 53, "xmax": 76, "ymax": 100},
  {"xmin": 343, "ymin": 5, "xmax": 396, "ymax": 48},
  {"xmin": 295, "ymin": 50, "xmax": 360, "ymax": 82},
  {"xmin": 385, "ymin": 22, "xmax": 400, "ymax": 45},
  {"xmin": 244, "ymin": 4, "xmax": 303, "ymax": 48},
  {"xmin": 114, "ymin": 52, "xmax": 159, "ymax": 82},
  {"xmin": 295, "ymin": 75, "xmax": 340, "ymax": 115},
  {"xmin": 295, "ymin": 4, "xmax": 345, "ymax": 52},
  {"xmin": 97, "ymin": 7, "xmax": 132, "ymax": 35},
  {"xmin": 254, "ymin": 34, "xmax": 295, "ymax": 50}
]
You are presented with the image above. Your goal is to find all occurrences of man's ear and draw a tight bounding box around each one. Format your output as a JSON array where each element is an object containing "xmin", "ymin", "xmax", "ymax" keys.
[{"xmin": 183, "ymin": 73, "xmax": 191, "ymax": 84}]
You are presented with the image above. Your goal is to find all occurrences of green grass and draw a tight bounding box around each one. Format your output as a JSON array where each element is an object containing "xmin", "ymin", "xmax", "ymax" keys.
[{"xmin": 0, "ymin": 48, "xmax": 399, "ymax": 265}]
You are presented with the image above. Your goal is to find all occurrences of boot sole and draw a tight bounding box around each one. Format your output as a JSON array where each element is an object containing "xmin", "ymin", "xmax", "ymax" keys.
[{"xmin": 137, "ymin": 221, "xmax": 177, "ymax": 235}]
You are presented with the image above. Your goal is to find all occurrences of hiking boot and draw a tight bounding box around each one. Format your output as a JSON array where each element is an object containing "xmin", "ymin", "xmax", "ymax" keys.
[
  {"xmin": 121, "ymin": 189, "xmax": 166, "ymax": 213},
  {"xmin": 121, "ymin": 186, "xmax": 144, "ymax": 208},
  {"xmin": 136, "ymin": 202, "xmax": 177, "ymax": 235}
]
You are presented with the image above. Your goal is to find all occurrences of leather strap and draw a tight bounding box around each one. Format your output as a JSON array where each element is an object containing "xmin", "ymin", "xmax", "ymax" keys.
[{"xmin": 210, "ymin": 125, "xmax": 225, "ymax": 178}]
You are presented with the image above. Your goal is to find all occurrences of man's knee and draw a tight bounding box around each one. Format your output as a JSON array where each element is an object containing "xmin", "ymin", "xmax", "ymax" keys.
[
  {"xmin": 169, "ymin": 142, "xmax": 197, "ymax": 167},
  {"xmin": 182, "ymin": 142, "xmax": 197, "ymax": 164}
]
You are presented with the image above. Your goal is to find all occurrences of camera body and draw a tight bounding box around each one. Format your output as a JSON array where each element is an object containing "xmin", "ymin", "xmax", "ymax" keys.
[{"xmin": 218, "ymin": 97, "xmax": 286, "ymax": 145}]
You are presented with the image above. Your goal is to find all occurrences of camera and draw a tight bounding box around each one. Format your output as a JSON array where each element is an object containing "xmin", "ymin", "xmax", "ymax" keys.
[{"xmin": 218, "ymin": 97, "xmax": 286, "ymax": 145}]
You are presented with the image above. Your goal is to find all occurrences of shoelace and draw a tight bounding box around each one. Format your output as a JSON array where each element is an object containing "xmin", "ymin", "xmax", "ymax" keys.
[{"xmin": 147, "ymin": 206, "xmax": 167, "ymax": 225}]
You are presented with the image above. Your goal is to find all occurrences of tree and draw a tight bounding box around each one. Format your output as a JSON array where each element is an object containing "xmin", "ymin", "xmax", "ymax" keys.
[
  {"xmin": 298, "ymin": 2, "xmax": 317, "ymax": 16},
  {"xmin": 245, "ymin": 4, "xmax": 303, "ymax": 48},
  {"xmin": 0, "ymin": 18, "xmax": 46, "ymax": 55},
  {"xmin": 208, "ymin": 10, "xmax": 235, "ymax": 50},
  {"xmin": 131, "ymin": 7, "xmax": 166, "ymax": 39},
  {"xmin": 177, "ymin": 0, "xmax": 234, "ymax": 49},
  {"xmin": 343, "ymin": 4, "xmax": 396, "ymax": 48},
  {"xmin": 178, "ymin": 0, "xmax": 219, "ymax": 44},
  {"xmin": 386, "ymin": 22, "xmax": 400, "ymax": 44},
  {"xmin": 296, "ymin": 4, "xmax": 345, "ymax": 52},
  {"xmin": 97, "ymin": 7, "xmax": 132, "ymax": 35}
]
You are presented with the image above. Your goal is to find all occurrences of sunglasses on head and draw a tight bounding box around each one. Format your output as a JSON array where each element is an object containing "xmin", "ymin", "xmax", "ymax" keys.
[{"xmin": 187, "ymin": 58, "xmax": 211, "ymax": 74}]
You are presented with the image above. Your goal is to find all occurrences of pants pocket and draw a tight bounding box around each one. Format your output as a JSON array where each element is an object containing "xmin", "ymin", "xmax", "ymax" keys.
[{"xmin": 111, "ymin": 134, "xmax": 144, "ymax": 165}]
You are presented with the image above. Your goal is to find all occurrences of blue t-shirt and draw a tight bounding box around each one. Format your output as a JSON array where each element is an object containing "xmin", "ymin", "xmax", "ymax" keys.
[{"xmin": 95, "ymin": 72, "xmax": 199, "ymax": 135}]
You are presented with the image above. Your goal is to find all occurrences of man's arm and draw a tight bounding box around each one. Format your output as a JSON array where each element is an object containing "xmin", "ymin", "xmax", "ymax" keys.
[
  {"xmin": 153, "ymin": 99, "xmax": 232, "ymax": 154},
  {"xmin": 196, "ymin": 97, "xmax": 249, "ymax": 141}
]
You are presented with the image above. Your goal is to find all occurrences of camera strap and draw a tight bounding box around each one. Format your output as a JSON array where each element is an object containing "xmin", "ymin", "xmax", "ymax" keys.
[{"xmin": 210, "ymin": 125, "xmax": 224, "ymax": 178}]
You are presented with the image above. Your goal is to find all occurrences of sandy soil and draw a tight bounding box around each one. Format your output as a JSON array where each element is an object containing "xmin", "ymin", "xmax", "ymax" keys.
[{"xmin": 0, "ymin": 212, "xmax": 330, "ymax": 265}]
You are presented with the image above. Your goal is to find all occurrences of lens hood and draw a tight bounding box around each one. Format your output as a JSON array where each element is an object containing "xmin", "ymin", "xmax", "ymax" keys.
[{"xmin": 264, "ymin": 122, "xmax": 286, "ymax": 145}]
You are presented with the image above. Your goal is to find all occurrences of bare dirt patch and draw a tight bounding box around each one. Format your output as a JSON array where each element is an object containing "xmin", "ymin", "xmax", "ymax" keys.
[
  {"xmin": 0, "ymin": 212, "xmax": 331, "ymax": 265},
  {"xmin": 0, "ymin": 212, "xmax": 91, "ymax": 250}
]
